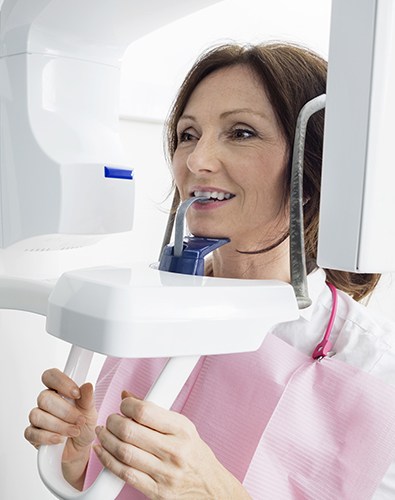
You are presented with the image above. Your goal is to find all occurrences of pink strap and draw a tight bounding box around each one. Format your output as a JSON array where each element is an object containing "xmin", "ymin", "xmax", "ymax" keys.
[{"xmin": 312, "ymin": 282, "xmax": 338, "ymax": 359}]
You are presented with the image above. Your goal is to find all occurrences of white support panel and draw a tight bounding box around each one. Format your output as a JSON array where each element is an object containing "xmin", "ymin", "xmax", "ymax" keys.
[
  {"xmin": 0, "ymin": 0, "xmax": 222, "ymax": 249},
  {"xmin": 318, "ymin": 0, "xmax": 395, "ymax": 272}
]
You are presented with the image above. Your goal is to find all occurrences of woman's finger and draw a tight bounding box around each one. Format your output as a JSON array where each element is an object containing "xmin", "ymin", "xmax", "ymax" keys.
[
  {"xmin": 24, "ymin": 424, "xmax": 66, "ymax": 447},
  {"xmin": 41, "ymin": 368, "xmax": 81, "ymax": 400},
  {"xmin": 93, "ymin": 444, "xmax": 159, "ymax": 499},
  {"xmin": 96, "ymin": 425, "xmax": 164, "ymax": 480},
  {"xmin": 105, "ymin": 413, "xmax": 169, "ymax": 459},
  {"xmin": 120, "ymin": 396, "xmax": 195, "ymax": 436},
  {"xmin": 37, "ymin": 390, "xmax": 86, "ymax": 425},
  {"xmin": 29, "ymin": 407, "xmax": 83, "ymax": 438}
]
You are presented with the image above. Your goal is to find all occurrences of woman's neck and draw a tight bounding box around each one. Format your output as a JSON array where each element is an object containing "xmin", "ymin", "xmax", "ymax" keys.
[{"xmin": 211, "ymin": 238, "xmax": 291, "ymax": 282}]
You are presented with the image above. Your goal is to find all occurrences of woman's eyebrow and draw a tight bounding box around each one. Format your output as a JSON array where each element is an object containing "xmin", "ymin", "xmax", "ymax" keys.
[
  {"xmin": 178, "ymin": 114, "xmax": 196, "ymax": 123},
  {"xmin": 220, "ymin": 108, "xmax": 269, "ymax": 120},
  {"xmin": 178, "ymin": 108, "xmax": 269, "ymax": 124}
]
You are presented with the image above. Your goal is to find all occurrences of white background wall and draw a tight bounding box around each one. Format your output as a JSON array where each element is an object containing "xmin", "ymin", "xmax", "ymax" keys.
[{"xmin": 1, "ymin": 1, "xmax": 395, "ymax": 499}]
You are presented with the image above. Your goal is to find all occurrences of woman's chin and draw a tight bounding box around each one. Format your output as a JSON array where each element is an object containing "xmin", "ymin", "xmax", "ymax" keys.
[{"xmin": 189, "ymin": 224, "xmax": 229, "ymax": 240}]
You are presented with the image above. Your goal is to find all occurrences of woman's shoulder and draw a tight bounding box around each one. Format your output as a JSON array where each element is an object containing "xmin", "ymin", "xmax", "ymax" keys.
[
  {"xmin": 335, "ymin": 286, "xmax": 395, "ymax": 346},
  {"xmin": 307, "ymin": 268, "xmax": 395, "ymax": 345},
  {"xmin": 330, "ymin": 286, "xmax": 395, "ymax": 386},
  {"xmin": 280, "ymin": 268, "xmax": 395, "ymax": 385}
]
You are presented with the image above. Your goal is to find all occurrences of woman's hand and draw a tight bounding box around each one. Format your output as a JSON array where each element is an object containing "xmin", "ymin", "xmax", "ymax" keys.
[
  {"xmin": 24, "ymin": 368, "xmax": 98, "ymax": 490},
  {"xmin": 94, "ymin": 392, "xmax": 251, "ymax": 499}
]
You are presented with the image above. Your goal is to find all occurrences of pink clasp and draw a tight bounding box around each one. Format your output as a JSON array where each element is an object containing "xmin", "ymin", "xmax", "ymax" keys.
[
  {"xmin": 312, "ymin": 282, "xmax": 338, "ymax": 360},
  {"xmin": 312, "ymin": 338, "xmax": 333, "ymax": 360}
]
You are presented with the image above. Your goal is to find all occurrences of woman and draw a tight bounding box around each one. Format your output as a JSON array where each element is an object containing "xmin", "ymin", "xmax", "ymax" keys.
[{"xmin": 25, "ymin": 43, "xmax": 395, "ymax": 499}]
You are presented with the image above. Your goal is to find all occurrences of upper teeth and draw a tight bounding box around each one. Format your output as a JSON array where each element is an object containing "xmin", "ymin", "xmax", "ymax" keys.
[{"xmin": 194, "ymin": 191, "xmax": 232, "ymax": 200}]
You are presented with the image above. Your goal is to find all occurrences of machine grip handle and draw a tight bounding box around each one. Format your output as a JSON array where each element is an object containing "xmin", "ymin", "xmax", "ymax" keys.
[
  {"xmin": 38, "ymin": 445, "xmax": 125, "ymax": 500},
  {"xmin": 37, "ymin": 346, "xmax": 200, "ymax": 499}
]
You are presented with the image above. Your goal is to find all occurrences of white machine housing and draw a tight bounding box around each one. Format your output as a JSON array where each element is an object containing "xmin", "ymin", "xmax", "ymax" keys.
[
  {"xmin": 0, "ymin": 0, "xmax": 219, "ymax": 249},
  {"xmin": 0, "ymin": 1, "xmax": 130, "ymax": 247},
  {"xmin": 318, "ymin": 0, "xmax": 395, "ymax": 272},
  {"xmin": 46, "ymin": 264, "xmax": 299, "ymax": 358}
]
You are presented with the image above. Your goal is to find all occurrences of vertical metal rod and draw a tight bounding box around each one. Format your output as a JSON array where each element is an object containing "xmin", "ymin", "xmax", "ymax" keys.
[
  {"xmin": 158, "ymin": 191, "xmax": 180, "ymax": 261},
  {"xmin": 290, "ymin": 94, "xmax": 326, "ymax": 308}
]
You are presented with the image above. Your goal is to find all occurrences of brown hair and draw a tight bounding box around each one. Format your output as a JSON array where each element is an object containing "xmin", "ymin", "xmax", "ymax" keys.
[{"xmin": 165, "ymin": 42, "xmax": 380, "ymax": 301}]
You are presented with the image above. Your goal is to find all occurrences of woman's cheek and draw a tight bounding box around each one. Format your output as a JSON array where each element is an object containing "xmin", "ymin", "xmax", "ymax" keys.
[{"xmin": 171, "ymin": 159, "xmax": 186, "ymax": 189}]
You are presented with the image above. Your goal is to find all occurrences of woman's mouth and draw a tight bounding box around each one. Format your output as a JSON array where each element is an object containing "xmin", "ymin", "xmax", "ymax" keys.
[
  {"xmin": 190, "ymin": 190, "xmax": 236, "ymax": 209},
  {"xmin": 192, "ymin": 190, "xmax": 235, "ymax": 201}
]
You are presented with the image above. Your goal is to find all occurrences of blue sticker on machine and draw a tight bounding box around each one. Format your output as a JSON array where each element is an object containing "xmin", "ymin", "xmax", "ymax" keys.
[{"xmin": 104, "ymin": 166, "xmax": 134, "ymax": 180}]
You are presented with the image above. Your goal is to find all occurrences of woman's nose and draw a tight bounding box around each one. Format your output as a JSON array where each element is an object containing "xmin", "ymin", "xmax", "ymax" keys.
[{"xmin": 186, "ymin": 137, "xmax": 222, "ymax": 174}]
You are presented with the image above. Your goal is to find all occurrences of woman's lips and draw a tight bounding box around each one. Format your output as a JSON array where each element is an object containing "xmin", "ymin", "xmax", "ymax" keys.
[
  {"xmin": 190, "ymin": 196, "xmax": 235, "ymax": 210},
  {"xmin": 184, "ymin": 188, "xmax": 236, "ymax": 210},
  {"xmin": 192, "ymin": 189, "xmax": 235, "ymax": 201}
]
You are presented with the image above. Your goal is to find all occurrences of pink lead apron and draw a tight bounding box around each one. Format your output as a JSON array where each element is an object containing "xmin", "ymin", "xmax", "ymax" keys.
[{"xmin": 85, "ymin": 286, "xmax": 395, "ymax": 499}]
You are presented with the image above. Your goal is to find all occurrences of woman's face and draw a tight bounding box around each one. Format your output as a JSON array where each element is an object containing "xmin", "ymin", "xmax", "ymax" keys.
[{"xmin": 172, "ymin": 64, "xmax": 289, "ymax": 251}]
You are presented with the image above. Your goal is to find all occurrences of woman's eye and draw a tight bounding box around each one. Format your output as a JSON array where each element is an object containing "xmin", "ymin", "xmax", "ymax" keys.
[
  {"xmin": 230, "ymin": 128, "xmax": 256, "ymax": 140},
  {"xmin": 178, "ymin": 130, "xmax": 196, "ymax": 142}
]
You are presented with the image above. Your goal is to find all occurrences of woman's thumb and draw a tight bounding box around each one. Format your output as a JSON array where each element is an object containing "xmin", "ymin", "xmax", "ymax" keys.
[
  {"xmin": 77, "ymin": 382, "xmax": 95, "ymax": 410},
  {"xmin": 121, "ymin": 390, "xmax": 140, "ymax": 400}
]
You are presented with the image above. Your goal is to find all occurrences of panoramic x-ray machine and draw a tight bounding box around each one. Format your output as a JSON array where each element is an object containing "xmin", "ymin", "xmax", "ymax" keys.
[{"xmin": 0, "ymin": 0, "xmax": 395, "ymax": 498}]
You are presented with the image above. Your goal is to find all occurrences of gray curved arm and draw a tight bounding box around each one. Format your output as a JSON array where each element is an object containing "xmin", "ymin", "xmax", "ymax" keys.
[
  {"xmin": 173, "ymin": 197, "xmax": 209, "ymax": 257},
  {"xmin": 289, "ymin": 94, "xmax": 326, "ymax": 308}
]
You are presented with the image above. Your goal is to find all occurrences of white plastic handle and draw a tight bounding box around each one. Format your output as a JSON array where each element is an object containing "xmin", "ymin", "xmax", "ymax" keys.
[{"xmin": 38, "ymin": 345, "xmax": 200, "ymax": 499}]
